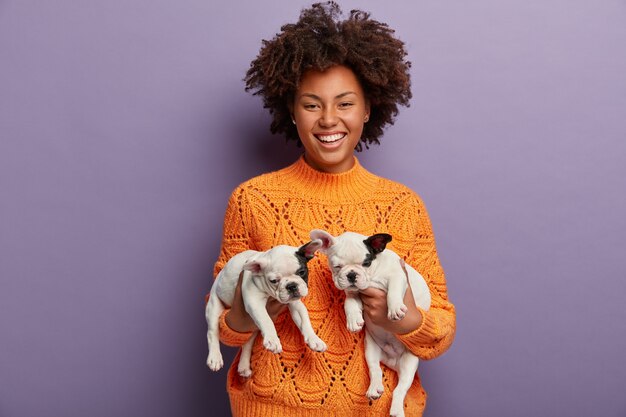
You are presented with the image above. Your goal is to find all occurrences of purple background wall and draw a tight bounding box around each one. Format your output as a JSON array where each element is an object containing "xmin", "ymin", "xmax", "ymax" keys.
[{"xmin": 1, "ymin": 1, "xmax": 625, "ymax": 416}]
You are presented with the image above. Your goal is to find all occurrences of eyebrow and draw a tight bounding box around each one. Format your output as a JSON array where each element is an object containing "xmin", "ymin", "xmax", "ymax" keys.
[{"xmin": 299, "ymin": 91, "xmax": 357, "ymax": 100}]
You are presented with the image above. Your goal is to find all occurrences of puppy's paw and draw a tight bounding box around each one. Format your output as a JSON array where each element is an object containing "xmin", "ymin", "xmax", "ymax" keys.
[
  {"xmin": 237, "ymin": 365, "xmax": 252, "ymax": 378},
  {"xmin": 387, "ymin": 303, "xmax": 408, "ymax": 321},
  {"xmin": 206, "ymin": 352, "xmax": 224, "ymax": 371},
  {"xmin": 263, "ymin": 336, "xmax": 283, "ymax": 353},
  {"xmin": 346, "ymin": 314, "xmax": 365, "ymax": 332},
  {"xmin": 366, "ymin": 381, "xmax": 385, "ymax": 400},
  {"xmin": 304, "ymin": 334, "xmax": 327, "ymax": 352}
]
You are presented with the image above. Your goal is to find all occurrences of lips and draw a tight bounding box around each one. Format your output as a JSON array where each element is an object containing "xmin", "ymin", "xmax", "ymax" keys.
[{"xmin": 314, "ymin": 132, "xmax": 346, "ymax": 144}]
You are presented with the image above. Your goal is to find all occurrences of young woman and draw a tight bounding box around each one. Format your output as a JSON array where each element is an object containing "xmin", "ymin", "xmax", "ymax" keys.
[{"xmin": 211, "ymin": 3, "xmax": 456, "ymax": 416}]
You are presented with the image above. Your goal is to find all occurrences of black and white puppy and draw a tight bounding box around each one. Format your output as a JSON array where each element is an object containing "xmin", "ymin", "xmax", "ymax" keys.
[
  {"xmin": 206, "ymin": 241, "xmax": 327, "ymax": 377},
  {"xmin": 310, "ymin": 229, "xmax": 431, "ymax": 417}
]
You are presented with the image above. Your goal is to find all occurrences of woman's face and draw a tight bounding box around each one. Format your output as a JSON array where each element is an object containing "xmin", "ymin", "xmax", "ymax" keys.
[{"xmin": 292, "ymin": 65, "xmax": 370, "ymax": 174}]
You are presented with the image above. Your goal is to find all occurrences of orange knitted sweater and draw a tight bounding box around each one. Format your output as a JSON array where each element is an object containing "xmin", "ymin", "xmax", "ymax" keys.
[{"xmin": 213, "ymin": 156, "xmax": 455, "ymax": 417}]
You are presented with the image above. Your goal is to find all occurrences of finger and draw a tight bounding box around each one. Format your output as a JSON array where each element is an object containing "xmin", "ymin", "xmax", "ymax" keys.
[
  {"xmin": 225, "ymin": 271, "xmax": 255, "ymax": 332},
  {"xmin": 266, "ymin": 301, "xmax": 287, "ymax": 320},
  {"xmin": 232, "ymin": 270, "xmax": 244, "ymax": 300},
  {"xmin": 359, "ymin": 287, "xmax": 385, "ymax": 298},
  {"xmin": 266, "ymin": 299, "xmax": 282, "ymax": 313}
]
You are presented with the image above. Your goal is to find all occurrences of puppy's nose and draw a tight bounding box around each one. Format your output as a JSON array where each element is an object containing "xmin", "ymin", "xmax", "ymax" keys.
[
  {"xmin": 286, "ymin": 282, "xmax": 299, "ymax": 293},
  {"xmin": 346, "ymin": 271, "xmax": 357, "ymax": 283}
]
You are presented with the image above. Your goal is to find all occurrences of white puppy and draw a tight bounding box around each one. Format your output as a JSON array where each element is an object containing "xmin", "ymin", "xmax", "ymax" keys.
[
  {"xmin": 206, "ymin": 241, "xmax": 327, "ymax": 377},
  {"xmin": 310, "ymin": 229, "xmax": 431, "ymax": 417}
]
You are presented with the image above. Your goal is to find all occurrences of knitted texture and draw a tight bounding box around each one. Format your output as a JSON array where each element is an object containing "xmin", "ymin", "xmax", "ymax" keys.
[{"xmin": 213, "ymin": 156, "xmax": 456, "ymax": 417}]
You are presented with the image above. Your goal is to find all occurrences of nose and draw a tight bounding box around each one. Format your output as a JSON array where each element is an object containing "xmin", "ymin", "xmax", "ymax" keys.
[
  {"xmin": 286, "ymin": 282, "xmax": 299, "ymax": 293},
  {"xmin": 346, "ymin": 271, "xmax": 357, "ymax": 283},
  {"xmin": 319, "ymin": 107, "xmax": 338, "ymax": 127}
]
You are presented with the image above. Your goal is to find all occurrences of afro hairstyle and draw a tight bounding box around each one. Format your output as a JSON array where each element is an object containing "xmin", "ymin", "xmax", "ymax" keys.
[{"xmin": 244, "ymin": 1, "xmax": 412, "ymax": 151}]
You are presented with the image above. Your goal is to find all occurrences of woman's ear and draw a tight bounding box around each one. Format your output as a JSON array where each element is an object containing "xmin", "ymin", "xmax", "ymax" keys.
[{"xmin": 287, "ymin": 103, "xmax": 296, "ymax": 125}]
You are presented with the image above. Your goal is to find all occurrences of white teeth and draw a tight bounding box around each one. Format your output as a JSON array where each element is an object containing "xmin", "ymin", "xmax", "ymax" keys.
[{"xmin": 316, "ymin": 133, "xmax": 345, "ymax": 143}]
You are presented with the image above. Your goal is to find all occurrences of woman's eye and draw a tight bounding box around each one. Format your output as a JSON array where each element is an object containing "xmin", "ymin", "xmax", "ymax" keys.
[
  {"xmin": 304, "ymin": 103, "xmax": 319, "ymax": 110},
  {"xmin": 338, "ymin": 102, "xmax": 353, "ymax": 108}
]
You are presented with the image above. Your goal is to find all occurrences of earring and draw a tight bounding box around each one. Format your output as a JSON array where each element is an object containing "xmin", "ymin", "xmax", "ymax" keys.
[
  {"xmin": 364, "ymin": 115, "xmax": 369, "ymax": 122},
  {"xmin": 292, "ymin": 119, "xmax": 296, "ymax": 125}
]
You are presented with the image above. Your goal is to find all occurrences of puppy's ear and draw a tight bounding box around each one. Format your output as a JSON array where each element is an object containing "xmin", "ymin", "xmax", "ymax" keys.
[
  {"xmin": 364, "ymin": 233, "xmax": 392, "ymax": 254},
  {"xmin": 309, "ymin": 229, "xmax": 335, "ymax": 252},
  {"xmin": 296, "ymin": 239, "xmax": 323, "ymax": 261},
  {"xmin": 242, "ymin": 257, "xmax": 268, "ymax": 274}
]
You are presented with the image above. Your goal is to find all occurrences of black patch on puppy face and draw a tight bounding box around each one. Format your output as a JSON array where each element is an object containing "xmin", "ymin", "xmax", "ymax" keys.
[
  {"xmin": 362, "ymin": 252, "xmax": 375, "ymax": 268},
  {"xmin": 294, "ymin": 239, "xmax": 322, "ymax": 284},
  {"xmin": 362, "ymin": 233, "xmax": 393, "ymax": 267},
  {"xmin": 293, "ymin": 251, "xmax": 311, "ymax": 284}
]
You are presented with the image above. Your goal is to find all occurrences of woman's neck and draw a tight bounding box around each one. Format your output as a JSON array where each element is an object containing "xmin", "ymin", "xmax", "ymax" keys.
[{"xmin": 302, "ymin": 152, "xmax": 356, "ymax": 174}]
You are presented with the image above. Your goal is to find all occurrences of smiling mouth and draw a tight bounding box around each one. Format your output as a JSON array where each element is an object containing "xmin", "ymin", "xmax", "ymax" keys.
[{"xmin": 315, "ymin": 133, "xmax": 346, "ymax": 144}]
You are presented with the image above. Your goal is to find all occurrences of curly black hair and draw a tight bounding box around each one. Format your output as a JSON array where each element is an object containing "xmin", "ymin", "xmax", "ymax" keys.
[{"xmin": 244, "ymin": 1, "xmax": 412, "ymax": 151}]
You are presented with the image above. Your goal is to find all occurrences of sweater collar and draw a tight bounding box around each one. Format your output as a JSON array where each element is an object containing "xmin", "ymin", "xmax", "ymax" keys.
[{"xmin": 279, "ymin": 155, "xmax": 379, "ymax": 202}]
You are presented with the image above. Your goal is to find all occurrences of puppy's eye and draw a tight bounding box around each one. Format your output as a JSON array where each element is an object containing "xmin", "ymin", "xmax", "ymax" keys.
[
  {"xmin": 333, "ymin": 265, "xmax": 343, "ymax": 270},
  {"xmin": 296, "ymin": 268, "xmax": 306, "ymax": 277},
  {"xmin": 269, "ymin": 278, "xmax": 278, "ymax": 284},
  {"xmin": 362, "ymin": 254, "xmax": 374, "ymax": 268}
]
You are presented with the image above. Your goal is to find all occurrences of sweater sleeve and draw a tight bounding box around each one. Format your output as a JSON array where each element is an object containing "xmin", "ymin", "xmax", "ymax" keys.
[
  {"xmin": 395, "ymin": 192, "xmax": 456, "ymax": 360},
  {"xmin": 210, "ymin": 185, "xmax": 255, "ymax": 346}
]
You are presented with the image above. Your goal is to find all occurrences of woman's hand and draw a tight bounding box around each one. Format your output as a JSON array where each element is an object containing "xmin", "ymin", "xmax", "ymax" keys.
[
  {"xmin": 224, "ymin": 271, "xmax": 287, "ymax": 333},
  {"xmin": 359, "ymin": 260, "xmax": 423, "ymax": 335}
]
